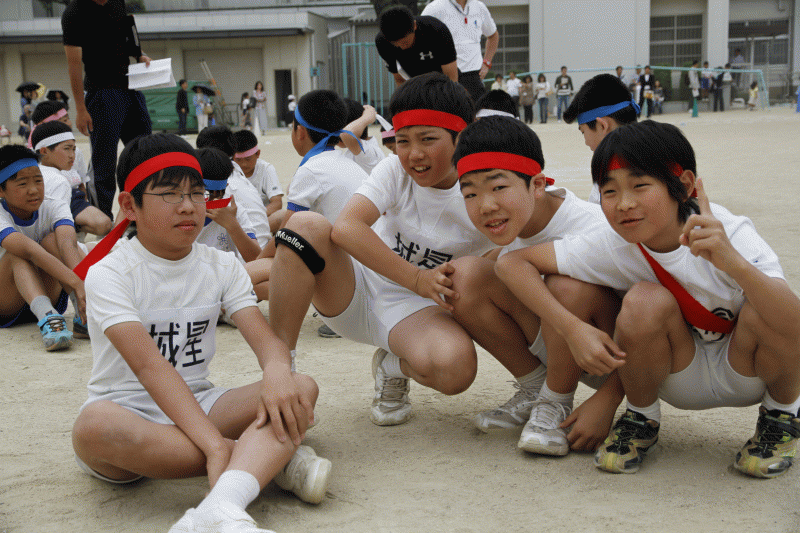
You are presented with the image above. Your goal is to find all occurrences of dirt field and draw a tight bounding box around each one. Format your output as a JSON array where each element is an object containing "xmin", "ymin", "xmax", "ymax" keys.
[{"xmin": 1, "ymin": 106, "xmax": 799, "ymax": 533}]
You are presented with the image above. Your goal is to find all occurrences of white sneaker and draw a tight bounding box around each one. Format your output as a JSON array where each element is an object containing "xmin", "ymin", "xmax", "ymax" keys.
[
  {"xmin": 273, "ymin": 445, "xmax": 331, "ymax": 504},
  {"xmin": 370, "ymin": 348, "xmax": 412, "ymax": 426},
  {"xmin": 169, "ymin": 503, "xmax": 275, "ymax": 533},
  {"xmin": 517, "ymin": 400, "xmax": 572, "ymax": 456},
  {"xmin": 474, "ymin": 381, "xmax": 539, "ymax": 432}
]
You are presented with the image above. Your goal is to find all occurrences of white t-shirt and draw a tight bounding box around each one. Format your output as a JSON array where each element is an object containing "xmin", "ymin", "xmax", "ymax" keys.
[
  {"xmin": 343, "ymin": 136, "xmax": 386, "ymax": 175},
  {"xmin": 506, "ymin": 77, "xmax": 522, "ymax": 98},
  {"xmin": 0, "ymin": 197, "xmax": 74, "ymax": 261},
  {"xmin": 246, "ymin": 158, "xmax": 284, "ymax": 206},
  {"xmin": 40, "ymin": 164, "xmax": 72, "ymax": 206},
  {"xmin": 357, "ymin": 155, "xmax": 494, "ymax": 273},
  {"xmin": 535, "ymin": 81, "xmax": 551, "ymax": 99},
  {"xmin": 422, "ymin": 0, "xmax": 497, "ymax": 73},
  {"xmin": 553, "ymin": 203, "xmax": 784, "ymax": 343},
  {"xmin": 229, "ymin": 162, "xmax": 271, "ymax": 247},
  {"xmin": 499, "ymin": 187, "xmax": 606, "ymax": 257},
  {"xmin": 196, "ymin": 188, "xmax": 257, "ymax": 262},
  {"xmin": 84, "ymin": 238, "xmax": 257, "ymax": 399},
  {"xmin": 286, "ymin": 149, "xmax": 368, "ymax": 223}
]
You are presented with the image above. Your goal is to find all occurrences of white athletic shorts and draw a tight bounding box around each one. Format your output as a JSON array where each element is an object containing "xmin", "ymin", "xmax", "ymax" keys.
[
  {"xmin": 80, "ymin": 379, "xmax": 229, "ymax": 425},
  {"xmin": 659, "ymin": 335, "xmax": 765, "ymax": 410},
  {"xmin": 528, "ymin": 330, "xmax": 608, "ymax": 390},
  {"xmin": 316, "ymin": 258, "xmax": 438, "ymax": 352}
]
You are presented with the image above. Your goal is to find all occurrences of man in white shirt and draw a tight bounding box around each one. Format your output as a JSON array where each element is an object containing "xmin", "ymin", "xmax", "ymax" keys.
[
  {"xmin": 422, "ymin": 0, "xmax": 499, "ymax": 103},
  {"xmin": 505, "ymin": 71, "xmax": 522, "ymax": 116}
]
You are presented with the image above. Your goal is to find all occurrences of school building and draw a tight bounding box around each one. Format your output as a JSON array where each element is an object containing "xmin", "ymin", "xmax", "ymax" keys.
[{"xmin": 0, "ymin": 0, "xmax": 797, "ymax": 134}]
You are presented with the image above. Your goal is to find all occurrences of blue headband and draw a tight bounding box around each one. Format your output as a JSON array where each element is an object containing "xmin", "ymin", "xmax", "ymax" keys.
[
  {"xmin": 203, "ymin": 178, "xmax": 228, "ymax": 191},
  {"xmin": 576, "ymin": 99, "xmax": 641, "ymax": 125},
  {"xmin": 0, "ymin": 158, "xmax": 38, "ymax": 185},
  {"xmin": 294, "ymin": 107, "xmax": 363, "ymax": 166}
]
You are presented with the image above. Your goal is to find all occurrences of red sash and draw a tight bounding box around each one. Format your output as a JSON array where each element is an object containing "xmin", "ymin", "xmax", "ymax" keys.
[{"xmin": 637, "ymin": 243, "xmax": 735, "ymax": 334}]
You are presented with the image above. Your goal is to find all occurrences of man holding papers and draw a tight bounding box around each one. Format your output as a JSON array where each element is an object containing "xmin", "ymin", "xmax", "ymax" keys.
[{"xmin": 62, "ymin": 0, "xmax": 153, "ymax": 219}]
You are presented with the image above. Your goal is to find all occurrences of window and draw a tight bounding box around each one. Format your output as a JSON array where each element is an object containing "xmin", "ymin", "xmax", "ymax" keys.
[
  {"xmin": 484, "ymin": 23, "xmax": 529, "ymax": 75},
  {"xmin": 650, "ymin": 14, "xmax": 703, "ymax": 67}
]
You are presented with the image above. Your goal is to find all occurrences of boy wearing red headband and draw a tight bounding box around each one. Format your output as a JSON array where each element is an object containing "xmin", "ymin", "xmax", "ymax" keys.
[
  {"xmin": 268, "ymin": 73, "xmax": 494, "ymax": 426},
  {"xmin": 496, "ymin": 121, "xmax": 800, "ymax": 478},
  {"xmin": 0, "ymin": 144, "xmax": 86, "ymax": 351},
  {"xmin": 450, "ymin": 116, "xmax": 618, "ymax": 453},
  {"xmin": 71, "ymin": 134, "xmax": 331, "ymax": 532}
]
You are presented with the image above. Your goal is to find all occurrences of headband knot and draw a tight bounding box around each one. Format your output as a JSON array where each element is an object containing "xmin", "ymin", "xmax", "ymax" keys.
[{"xmin": 294, "ymin": 107, "xmax": 362, "ymax": 166}]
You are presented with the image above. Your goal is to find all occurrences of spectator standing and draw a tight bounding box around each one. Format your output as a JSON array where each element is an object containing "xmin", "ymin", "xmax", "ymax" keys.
[
  {"xmin": 638, "ymin": 65, "xmax": 655, "ymax": 117},
  {"xmin": 253, "ymin": 81, "xmax": 268, "ymax": 134},
  {"xmin": 731, "ymin": 47, "xmax": 746, "ymax": 88},
  {"xmin": 422, "ymin": 0, "xmax": 499, "ymax": 103},
  {"xmin": 375, "ymin": 5, "xmax": 458, "ymax": 87},
  {"xmin": 240, "ymin": 92, "xmax": 253, "ymax": 130},
  {"xmin": 18, "ymin": 105, "xmax": 32, "ymax": 140},
  {"xmin": 286, "ymin": 95, "xmax": 296, "ymax": 129},
  {"xmin": 519, "ymin": 74, "xmax": 535, "ymax": 124},
  {"xmin": 505, "ymin": 71, "xmax": 522, "ymax": 115},
  {"xmin": 711, "ymin": 67, "xmax": 725, "ymax": 112},
  {"xmin": 62, "ymin": 0, "xmax": 153, "ymax": 220},
  {"xmin": 688, "ymin": 59, "xmax": 700, "ymax": 114},
  {"xmin": 534, "ymin": 73, "xmax": 550, "ymax": 123},
  {"xmin": 193, "ymin": 86, "xmax": 210, "ymax": 132},
  {"xmin": 490, "ymin": 74, "xmax": 506, "ymax": 92},
  {"xmin": 176, "ymin": 79, "xmax": 188, "ymax": 135},
  {"xmin": 652, "ymin": 80, "xmax": 665, "ymax": 114},
  {"xmin": 554, "ymin": 66, "xmax": 573, "ymax": 122},
  {"xmin": 701, "ymin": 61, "xmax": 713, "ymax": 99}
]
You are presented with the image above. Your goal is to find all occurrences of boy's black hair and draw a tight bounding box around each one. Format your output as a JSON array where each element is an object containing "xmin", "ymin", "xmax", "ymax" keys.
[
  {"xmin": 232, "ymin": 129, "xmax": 259, "ymax": 153},
  {"xmin": 379, "ymin": 126, "xmax": 395, "ymax": 146},
  {"xmin": 179, "ymin": 79, "xmax": 186, "ymax": 85},
  {"xmin": 380, "ymin": 5, "xmax": 415, "ymax": 42},
  {"xmin": 196, "ymin": 147, "xmax": 234, "ymax": 182},
  {"xmin": 31, "ymin": 100, "xmax": 67, "ymax": 125},
  {"xmin": 0, "ymin": 144, "xmax": 39, "ymax": 190},
  {"xmin": 30, "ymin": 121, "xmax": 72, "ymax": 151},
  {"xmin": 453, "ymin": 116, "xmax": 544, "ymax": 186},
  {"xmin": 196, "ymin": 125, "xmax": 235, "ymax": 157},
  {"xmin": 592, "ymin": 120, "xmax": 698, "ymax": 223},
  {"xmin": 475, "ymin": 90, "xmax": 519, "ymax": 118},
  {"xmin": 293, "ymin": 90, "xmax": 347, "ymax": 146},
  {"xmin": 343, "ymin": 98, "xmax": 370, "ymax": 140},
  {"xmin": 389, "ymin": 72, "xmax": 474, "ymax": 142},
  {"xmin": 563, "ymin": 73, "xmax": 637, "ymax": 128},
  {"xmin": 117, "ymin": 133, "xmax": 202, "ymax": 207}
]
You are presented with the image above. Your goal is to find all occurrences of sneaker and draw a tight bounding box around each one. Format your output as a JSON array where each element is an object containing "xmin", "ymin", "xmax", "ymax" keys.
[
  {"xmin": 517, "ymin": 400, "xmax": 572, "ymax": 456},
  {"xmin": 594, "ymin": 409, "xmax": 659, "ymax": 474},
  {"xmin": 169, "ymin": 502, "xmax": 276, "ymax": 533},
  {"xmin": 73, "ymin": 314, "xmax": 89, "ymax": 339},
  {"xmin": 734, "ymin": 406, "xmax": 800, "ymax": 479},
  {"xmin": 273, "ymin": 445, "xmax": 331, "ymax": 504},
  {"xmin": 370, "ymin": 348, "xmax": 412, "ymax": 426},
  {"xmin": 474, "ymin": 381, "xmax": 539, "ymax": 432},
  {"xmin": 38, "ymin": 312, "xmax": 72, "ymax": 351},
  {"xmin": 317, "ymin": 323, "xmax": 340, "ymax": 338}
]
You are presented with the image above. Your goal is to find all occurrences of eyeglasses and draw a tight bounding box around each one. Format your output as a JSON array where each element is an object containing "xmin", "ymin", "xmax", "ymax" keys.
[{"xmin": 142, "ymin": 191, "xmax": 207, "ymax": 204}]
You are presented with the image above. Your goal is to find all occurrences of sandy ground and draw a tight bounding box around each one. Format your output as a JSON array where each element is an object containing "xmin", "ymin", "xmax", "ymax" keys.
[{"xmin": 2, "ymin": 106, "xmax": 800, "ymax": 533}]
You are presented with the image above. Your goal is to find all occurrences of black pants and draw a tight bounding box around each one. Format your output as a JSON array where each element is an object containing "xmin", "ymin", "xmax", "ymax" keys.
[
  {"xmin": 177, "ymin": 110, "xmax": 187, "ymax": 134},
  {"xmin": 523, "ymin": 105, "xmax": 533, "ymax": 123},
  {"xmin": 458, "ymin": 70, "xmax": 487, "ymax": 104},
  {"xmin": 713, "ymin": 89, "xmax": 724, "ymax": 111}
]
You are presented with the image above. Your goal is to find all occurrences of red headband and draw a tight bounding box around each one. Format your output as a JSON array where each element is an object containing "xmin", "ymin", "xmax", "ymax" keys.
[
  {"xmin": 457, "ymin": 152, "xmax": 554, "ymax": 185},
  {"xmin": 392, "ymin": 109, "xmax": 468, "ymax": 133},
  {"xmin": 74, "ymin": 152, "xmax": 204, "ymax": 280},
  {"xmin": 607, "ymin": 155, "xmax": 695, "ymax": 197}
]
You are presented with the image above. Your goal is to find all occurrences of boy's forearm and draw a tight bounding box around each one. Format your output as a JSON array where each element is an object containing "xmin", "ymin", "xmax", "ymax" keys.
[
  {"xmin": 728, "ymin": 259, "xmax": 800, "ymax": 336},
  {"xmin": 226, "ymin": 223, "xmax": 261, "ymax": 263}
]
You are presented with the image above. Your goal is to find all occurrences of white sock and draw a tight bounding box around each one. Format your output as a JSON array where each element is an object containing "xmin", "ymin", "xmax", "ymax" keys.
[
  {"xmin": 539, "ymin": 382, "xmax": 574, "ymax": 408},
  {"xmin": 762, "ymin": 390, "xmax": 800, "ymax": 416},
  {"xmin": 290, "ymin": 349, "xmax": 297, "ymax": 372},
  {"xmin": 627, "ymin": 400, "xmax": 661, "ymax": 423},
  {"xmin": 380, "ymin": 351, "xmax": 407, "ymax": 378},
  {"xmin": 30, "ymin": 295, "xmax": 56, "ymax": 322},
  {"xmin": 197, "ymin": 470, "xmax": 260, "ymax": 514},
  {"xmin": 517, "ymin": 365, "xmax": 546, "ymax": 393}
]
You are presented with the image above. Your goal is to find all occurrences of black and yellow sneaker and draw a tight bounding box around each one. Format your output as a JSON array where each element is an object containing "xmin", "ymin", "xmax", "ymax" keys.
[
  {"xmin": 734, "ymin": 406, "xmax": 800, "ymax": 479},
  {"xmin": 594, "ymin": 409, "xmax": 659, "ymax": 474}
]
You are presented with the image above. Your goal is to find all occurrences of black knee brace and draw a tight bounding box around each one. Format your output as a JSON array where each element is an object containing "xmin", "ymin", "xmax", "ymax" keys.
[{"xmin": 274, "ymin": 228, "xmax": 326, "ymax": 274}]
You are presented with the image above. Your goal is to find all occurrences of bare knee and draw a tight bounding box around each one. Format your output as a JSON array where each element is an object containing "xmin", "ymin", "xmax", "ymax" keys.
[
  {"xmin": 425, "ymin": 345, "xmax": 477, "ymax": 395},
  {"xmin": 616, "ymin": 282, "xmax": 678, "ymax": 340},
  {"xmin": 72, "ymin": 402, "xmax": 139, "ymax": 458},
  {"xmin": 449, "ymin": 256, "xmax": 495, "ymax": 319},
  {"xmin": 294, "ymin": 372, "xmax": 320, "ymax": 406}
]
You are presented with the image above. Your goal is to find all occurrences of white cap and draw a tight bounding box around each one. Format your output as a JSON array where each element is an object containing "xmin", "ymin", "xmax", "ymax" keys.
[{"xmin": 288, "ymin": 94, "xmax": 295, "ymax": 100}]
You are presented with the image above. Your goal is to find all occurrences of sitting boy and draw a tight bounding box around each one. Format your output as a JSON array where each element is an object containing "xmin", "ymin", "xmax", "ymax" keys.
[
  {"xmin": 31, "ymin": 121, "xmax": 111, "ymax": 237},
  {"xmin": 0, "ymin": 145, "xmax": 86, "ymax": 349},
  {"xmin": 562, "ymin": 74, "xmax": 638, "ymax": 203},
  {"xmin": 268, "ymin": 73, "xmax": 495, "ymax": 425},
  {"xmin": 449, "ymin": 116, "xmax": 617, "ymax": 452},
  {"xmin": 339, "ymin": 99, "xmax": 386, "ymax": 175},
  {"xmin": 71, "ymin": 134, "xmax": 331, "ymax": 533},
  {"xmin": 496, "ymin": 121, "xmax": 800, "ymax": 478},
  {"xmin": 233, "ymin": 129, "xmax": 285, "ymax": 234},
  {"xmin": 474, "ymin": 89, "xmax": 520, "ymax": 119},
  {"xmin": 196, "ymin": 126, "xmax": 271, "ymax": 248}
]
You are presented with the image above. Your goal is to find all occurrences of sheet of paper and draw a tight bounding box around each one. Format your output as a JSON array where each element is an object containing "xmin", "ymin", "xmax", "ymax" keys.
[{"xmin": 127, "ymin": 58, "xmax": 176, "ymax": 90}]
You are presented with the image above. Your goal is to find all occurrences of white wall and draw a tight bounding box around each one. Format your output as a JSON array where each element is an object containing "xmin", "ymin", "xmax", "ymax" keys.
[
  {"xmin": 729, "ymin": 0, "xmax": 792, "ymax": 21},
  {"xmin": 650, "ymin": 0, "xmax": 705, "ymax": 17}
]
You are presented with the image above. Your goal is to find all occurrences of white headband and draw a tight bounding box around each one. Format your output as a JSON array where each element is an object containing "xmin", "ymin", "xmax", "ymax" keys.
[
  {"xmin": 34, "ymin": 132, "xmax": 75, "ymax": 152},
  {"xmin": 475, "ymin": 109, "xmax": 517, "ymax": 119}
]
